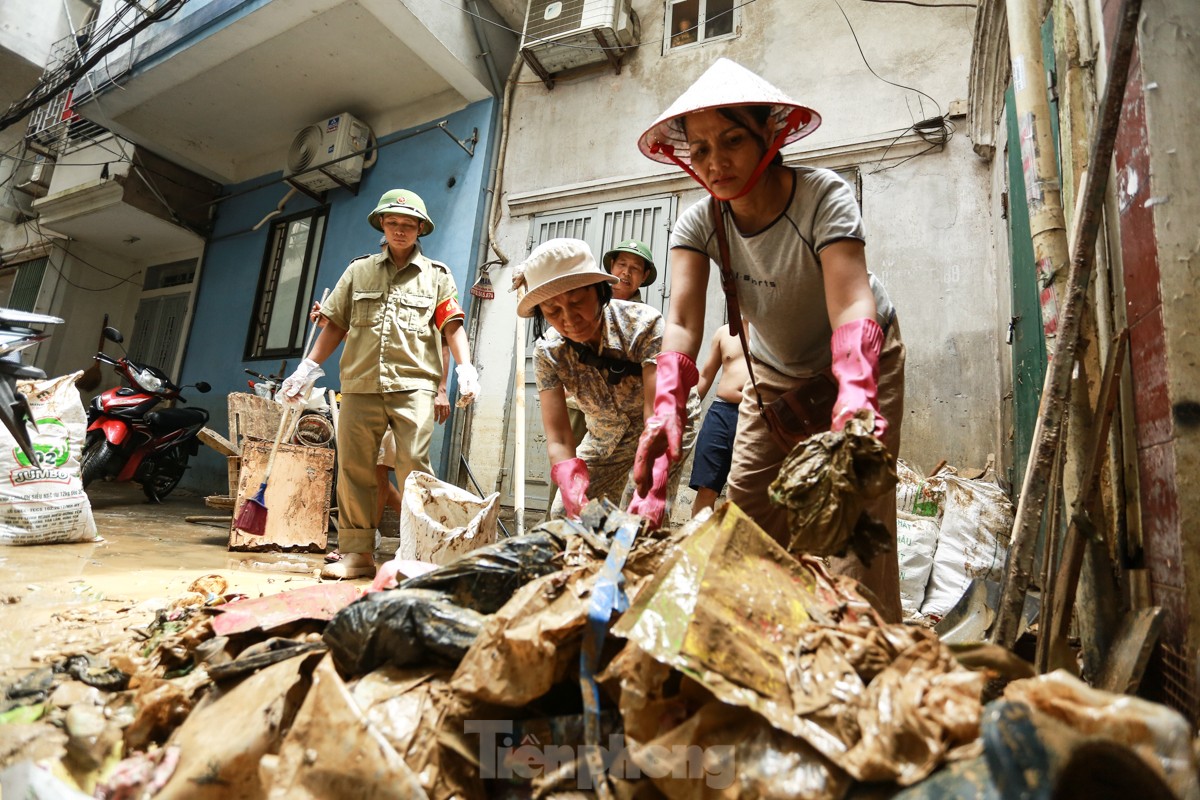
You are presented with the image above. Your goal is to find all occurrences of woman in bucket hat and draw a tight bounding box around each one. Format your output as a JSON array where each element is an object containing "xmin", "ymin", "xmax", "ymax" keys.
[
  {"xmin": 630, "ymin": 58, "xmax": 906, "ymax": 621},
  {"xmin": 514, "ymin": 238, "xmax": 695, "ymax": 520}
]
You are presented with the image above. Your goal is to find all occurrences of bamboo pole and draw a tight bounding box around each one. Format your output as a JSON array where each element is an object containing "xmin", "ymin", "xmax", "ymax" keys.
[
  {"xmin": 513, "ymin": 290, "xmax": 526, "ymax": 537},
  {"xmin": 991, "ymin": 0, "xmax": 1143, "ymax": 649},
  {"xmin": 1004, "ymin": 0, "xmax": 1072, "ymax": 350}
]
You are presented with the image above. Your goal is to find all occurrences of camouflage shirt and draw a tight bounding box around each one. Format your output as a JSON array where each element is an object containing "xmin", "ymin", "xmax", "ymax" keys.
[{"xmin": 534, "ymin": 299, "xmax": 663, "ymax": 460}]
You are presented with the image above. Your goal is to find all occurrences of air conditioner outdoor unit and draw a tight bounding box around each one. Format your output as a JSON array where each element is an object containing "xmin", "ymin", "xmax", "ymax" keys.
[
  {"xmin": 519, "ymin": 0, "xmax": 638, "ymax": 88},
  {"xmin": 284, "ymin": 112, "xmax": 372, "ymax": 193}
]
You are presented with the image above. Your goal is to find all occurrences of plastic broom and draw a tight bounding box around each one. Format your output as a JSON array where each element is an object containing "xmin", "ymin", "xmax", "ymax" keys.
[{"xmin": 233, "ymin": 406, "xmax": 293, "ymax": 535}]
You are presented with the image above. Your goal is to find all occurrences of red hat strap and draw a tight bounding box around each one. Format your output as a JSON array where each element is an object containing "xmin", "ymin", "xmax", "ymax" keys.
[{"xmin": 652, "ymin": 107, "xmax": 810, "ymax": 201}]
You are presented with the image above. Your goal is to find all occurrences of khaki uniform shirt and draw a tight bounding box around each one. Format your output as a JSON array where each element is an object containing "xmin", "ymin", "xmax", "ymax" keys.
[{"xmin": 321, "ymin": 245, "xmax": 464, "ymax": 394}]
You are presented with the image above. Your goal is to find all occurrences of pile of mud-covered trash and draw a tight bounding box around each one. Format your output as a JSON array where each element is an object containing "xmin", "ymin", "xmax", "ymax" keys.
[{"xmin": 2, "ymin": 493, "xmax": 1198, "ymax": 800}]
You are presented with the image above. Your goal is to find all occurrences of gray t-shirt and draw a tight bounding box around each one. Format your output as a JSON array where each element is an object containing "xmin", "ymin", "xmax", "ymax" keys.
[{"xmin": 670, "ymin": 167, "xmax": 895, "ymax": 377}]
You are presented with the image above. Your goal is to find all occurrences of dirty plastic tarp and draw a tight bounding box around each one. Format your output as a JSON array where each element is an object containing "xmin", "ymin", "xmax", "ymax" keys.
[
  {"xmin": 451, "ymin": 567, "xmax": 595, "ymax": 707},
  {"xmin": 397, "ymin": 471, "xmax": 500, "ymax": 565},
  {"xmin": 1003, "ymin": 670, "xmax": 1200, "ymax": 800},
  {"xmin": 0, "ymin": 373, "xmax": 97, "ymax": 546},
  {"xmin": 920, "ymin": 467, "xmax": 1014, "ymax": 618},
  {"xmin": 768, "ymin": 413, "xmax": 897, "ymax": 561},
  {"xmin": 326, "ymin": 532, "xmax": 568, "ymax": 677},
  {"xmin": 211, "ymin": 583, "xmax": 361, "ymax": 636},
  {"xmin": 601, "ymin": 642, "xmax": 851, "ymax": 800},
  {"xmin": 323, "ymin": 588, "xmax": 487, "ymax": 677},
  {"xmin": 351, "ymin": 666, "xmax": 484, "ymax": 800},
  {"xmin": 397, "ymin": 530, "xmax": 564, "ymax": 614},
  {"xmin": 267, "ymin": 655, "xmax": 430, "ymax": 800},
  {"xmin": 153, "ymin": 649, "xmax": 322, "ymax": 800},
  {"xmin": 611, "ymin": 501, "xmax": 984, "ymax": 786}
]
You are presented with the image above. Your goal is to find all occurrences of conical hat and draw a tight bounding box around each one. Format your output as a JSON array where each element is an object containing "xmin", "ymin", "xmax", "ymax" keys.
[{"xmin": 638, "ymin": 58, "xmax": 821, "ymax": 165}]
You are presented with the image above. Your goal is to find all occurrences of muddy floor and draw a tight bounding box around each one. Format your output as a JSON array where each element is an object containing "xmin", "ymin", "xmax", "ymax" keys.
[{"xmin": 0, "ymin": 483, "xmax": 375, "ymax": 685}]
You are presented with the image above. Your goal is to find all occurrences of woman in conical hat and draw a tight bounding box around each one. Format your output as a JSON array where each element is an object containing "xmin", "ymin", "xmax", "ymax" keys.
[
  {"xmin": 513, "ymin": 238, "xmax": 696, "ymax": 521},
  {"xmin": 629, "ymin": 58, "xmax": 906, "ymax": 622}
]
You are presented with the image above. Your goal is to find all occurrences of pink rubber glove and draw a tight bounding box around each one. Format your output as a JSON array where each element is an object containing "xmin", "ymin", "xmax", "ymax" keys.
[
  {"xmin": 633, "ymin": 351, "xmax": 699, "ymax": 496},
  {"xmin": 551, "ymin": 457, "xmax": 590, "ymax": 518},
  {"xmin": 830, "ymin": 318, "xmax": 887, "ymax": 439},
  {"xmin": 627, "ymin": 451, "xmax": 672, "ymax": 527}
]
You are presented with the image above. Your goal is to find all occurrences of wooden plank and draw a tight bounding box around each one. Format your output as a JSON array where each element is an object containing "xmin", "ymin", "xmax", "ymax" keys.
[
  {"xmin": 197, "ymin": 426, "xmax": 239, "ymax": 457},
  {"xmin": 1096, "ymin": 607, "xmax": 1163, "ymax": 694},
  {"xmin": 228, "ymin": 392, "xmax": 285, "ymax": 445},
  {"xmin": 226, "ymin": 455, "xmax": 241, "ymax": 497},
  {"xmin": 205, "ymin": 495, "xmax": 236, "ymax": 510},
  {"xmin": 229, "ymin": 440, "xmax": 334, "ymax": 552}
]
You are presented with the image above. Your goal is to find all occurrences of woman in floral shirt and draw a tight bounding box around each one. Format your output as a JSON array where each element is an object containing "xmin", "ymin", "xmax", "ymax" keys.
[{"xmin": 515, "ymin": 238, "xmax": 695, "ymax": 519}]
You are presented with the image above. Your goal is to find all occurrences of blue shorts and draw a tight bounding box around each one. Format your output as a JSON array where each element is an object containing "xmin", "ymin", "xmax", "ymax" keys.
[{"xmin": 688, "ymin": 398, "xmax": 739, "ymax": 492}]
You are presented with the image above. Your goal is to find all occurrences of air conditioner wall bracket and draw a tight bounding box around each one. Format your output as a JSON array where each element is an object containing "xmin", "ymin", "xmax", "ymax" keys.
[{"xmin": 437, "ymin": 122, "xmax": 478, "ymax": 157}]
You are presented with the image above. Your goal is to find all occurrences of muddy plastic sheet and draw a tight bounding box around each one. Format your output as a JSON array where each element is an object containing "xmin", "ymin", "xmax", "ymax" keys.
[
  {"xmin": 210, "ymin": 583, "xmax": 361, "ymax": 636},
  {"xmin": 323, "ymin": 589, "xmax": 488, "ymax": 677},
  {"xmin": 768, "ymin": 413, "xmax": 897, "ymax": 561},
  {"xmin": 266, "ymin": 655, "xmax": 429, "ymax": 800},
  {"xmin": 351, "ymin": 667, "xmax": 484, "ymax": 800},
  {"xmin": 602, "ymin": 643, "xmax": 851, "ymax": 800},
  {"xmin": 611, "ymin": 502, "xmax": 984, "ymax": 787},
  {"xmin": 451, "ymin": 567, "xmax": 596, "ymax": 707},
  {"xmin": 153, "ymin": 649, "xmax": 321, "ymax": 800},
  {"xmin": 1002, "ymin": 670, "xmax": 1200, "ymax": 800},
  {"xmin": 398, "ymin": 531, "xmax": 566, "ymax": 613}
]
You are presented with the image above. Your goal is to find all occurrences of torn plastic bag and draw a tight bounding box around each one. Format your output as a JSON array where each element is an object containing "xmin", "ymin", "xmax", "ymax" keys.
[
  {"xmin": 611, "ymin": 501, "xmax": 983, "ymax": 786},
  {"xmin": 154, "ymin": 650, "xmax": 322, "ymax": 800},
  {"xmin": 397, "ymin": 531, "xmax": 565, "ymax": 614},
  {"xmin": 1001, "ymin": 670, "xmax": 1200, "ymax": 800},
  {"xmin": 601, "ymin": 643, "xmax": 851, "ymax": 800},
  {"xmin": 451, "ymin": 567, "xmax": 594, "ymax": 707},
  {"xmin": 768, "ymin": 412, "xmax": 897, "ymax": 562},
  {"xmin": 323, "ymin": 589, "xmax": 488, "ymax": 677},
  {"xmin": 351, "ymin": 667, "xmax": 486, "ymax": 800},
  {"xmin": 266, "ymin": 655, "xmax": 429, "ymax": 799},
  {"xmin": 893, "ymin": 696, "xmax": 1182, "ymax": 800}
]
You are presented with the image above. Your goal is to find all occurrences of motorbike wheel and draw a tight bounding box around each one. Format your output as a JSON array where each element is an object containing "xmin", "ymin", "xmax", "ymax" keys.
[
  {"xmin": 81, "ymin": 435, "xmax": 117, "ymax": 488},
  {"xmin": 142, "ymin": 444, "xmax": 189, "ymax": 502}
]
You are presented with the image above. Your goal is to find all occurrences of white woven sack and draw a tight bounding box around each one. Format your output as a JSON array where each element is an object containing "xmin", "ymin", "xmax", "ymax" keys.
[
  {"xmin": 0, "ymin": 373, "xmax": 97, "ymax": 545},
  {"xmin": 398, "ymin": 471, "xmax": 500, "ymax": 565},
  {"xmin": 920, "ymin": 471, "xmax": 1014, "ymax": 618},
  {"xmin": 897, "ymin": 511, "xmax": 939, "ymax": 616}
]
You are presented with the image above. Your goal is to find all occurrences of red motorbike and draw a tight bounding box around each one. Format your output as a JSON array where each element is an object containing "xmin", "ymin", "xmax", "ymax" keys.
[{"xmin": 81, "ymin": 326, "xmax": 211, "ymax": 501}]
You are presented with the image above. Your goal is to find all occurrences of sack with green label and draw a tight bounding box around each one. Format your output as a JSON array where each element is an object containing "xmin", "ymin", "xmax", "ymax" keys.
[{"xmin": 0, "ymin": 373, "xmax": 97, "ymax": 545}]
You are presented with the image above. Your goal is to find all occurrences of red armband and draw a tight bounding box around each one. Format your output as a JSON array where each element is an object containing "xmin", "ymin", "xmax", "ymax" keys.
[{"xmin": 434, "ymin": 294, "xmax": 464, "ymax": 330}]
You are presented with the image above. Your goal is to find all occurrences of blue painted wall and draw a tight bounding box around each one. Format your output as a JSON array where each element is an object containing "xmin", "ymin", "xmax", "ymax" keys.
[{"xmin": 178, "ymin": 99, "xmax": 495, "ymax": 494}]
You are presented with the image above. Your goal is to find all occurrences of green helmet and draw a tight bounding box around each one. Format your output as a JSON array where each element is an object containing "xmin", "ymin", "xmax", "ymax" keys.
[
  {"xmin": 602, "ymin": 239, "xmax": 657, "ymax": 287},
  {"xmin": 368, "ymin": 189, "xmax": 434, "ymax": 236}
]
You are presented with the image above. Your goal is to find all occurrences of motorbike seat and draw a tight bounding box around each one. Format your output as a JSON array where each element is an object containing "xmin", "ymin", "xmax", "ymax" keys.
[{"xmin": 145, "ymin": 407, "xmax": 209, "ymax": 433}]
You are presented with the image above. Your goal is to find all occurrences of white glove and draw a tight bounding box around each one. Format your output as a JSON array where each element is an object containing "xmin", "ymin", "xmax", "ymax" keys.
[
  {"xmin": 280, "ymin": 358, "xmax": 324, "ymax": 404},
  {"xmin": 455, "ymin": 363, "xmax": 480, "ymax": 407}
]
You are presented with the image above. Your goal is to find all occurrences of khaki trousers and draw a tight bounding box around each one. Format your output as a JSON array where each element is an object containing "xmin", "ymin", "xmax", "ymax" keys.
[
  {"xmin": 337, "ymin": 390, "xmax": 434, "ymax": 553},
  {"xmin": 725, "ymin": 320, "xmax": 906, "ymax": 622}
]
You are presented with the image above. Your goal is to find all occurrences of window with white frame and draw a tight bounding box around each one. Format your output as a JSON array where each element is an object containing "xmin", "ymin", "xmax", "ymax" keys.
[
  {"xmin": 666, "ymin": 0, "xmax": 737, "ymax": 50},
  {"xmin": 246, "ymin": 208, "xmax": 326, "ymax": 359}
]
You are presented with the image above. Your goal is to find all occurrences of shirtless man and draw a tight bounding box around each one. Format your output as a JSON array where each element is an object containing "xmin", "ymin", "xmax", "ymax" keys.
[{"xmin": 688, "ymin": 323, "xmax": 750, "ymax": 515}]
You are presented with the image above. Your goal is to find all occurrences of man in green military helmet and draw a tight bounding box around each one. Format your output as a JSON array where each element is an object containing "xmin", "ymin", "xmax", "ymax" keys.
[
  {"xmin": 603, "ymin": 239, "xmax": 657, "ymax": 303},
  {"xmin": 281, "ymin": 188, "xmax": 480, "ymax": 579}
]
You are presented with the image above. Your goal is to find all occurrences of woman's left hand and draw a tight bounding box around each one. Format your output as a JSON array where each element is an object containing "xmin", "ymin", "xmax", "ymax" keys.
[{"xmin": 435, "ymin": 386, "xmax": 451, "ymax": 424}]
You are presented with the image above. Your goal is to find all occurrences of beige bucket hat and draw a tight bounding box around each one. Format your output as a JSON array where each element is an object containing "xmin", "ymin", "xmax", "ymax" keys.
[
  {"xmin": 515, "ymin": 239, "xmax": 617, "ymax": 318},
  {"xmin": 638, "ymin": 58, "xmax": 821, "ymax": 166}
]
